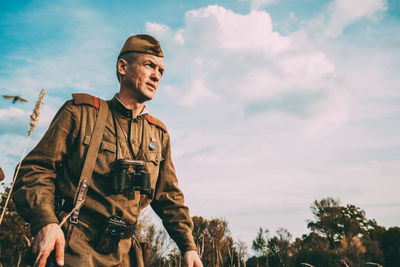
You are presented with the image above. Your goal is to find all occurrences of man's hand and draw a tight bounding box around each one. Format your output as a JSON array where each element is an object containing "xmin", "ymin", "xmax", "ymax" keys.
[
  {"xmin": 32, "ymin": 223, "xmax": 65, "ymax": 267},
  {"xmin": 184, "ymin": 250, "xmax": 203, "ymax": 267}
]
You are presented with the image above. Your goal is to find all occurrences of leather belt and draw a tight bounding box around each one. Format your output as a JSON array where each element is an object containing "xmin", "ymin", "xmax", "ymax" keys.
[{"xmin": 57, "ymin": 196, "xmax": 136, "ymax": 239}]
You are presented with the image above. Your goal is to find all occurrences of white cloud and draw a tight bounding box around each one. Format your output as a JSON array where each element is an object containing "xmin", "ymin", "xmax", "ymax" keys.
[
  {"xmin": 181, "ymin": 6, "xmax": 292, "ymax": 56},
  {"xmin": 0, "ymin": 107, "xmax": 29, "ymax": 135},
  {"xmin": 186, "ymin": 7, "xmax": 291, "ymax": 54},
  {"xmin": 146, "ymin": 5, "xmax": 334, "ymax": 108},
  {"xmin": 304, "ymin": 87, "xmax": 350, "ymax": 136},
  {"xmin": 333, "ymin": 0, "xmax": 387, "ymax": 19},
  {"xmin": 174, "ymin": 29, "xmax": 185, "ymax": 45},
  {"xmin": 0, "ymin": 107, "xmax": 26, "ymax": 119},
  {"xmin": 180, "ymin": 78, "xmax": 220, "ymax": 106},
  {"xmin": 312, "ymin": 0, "xmax": 388, "ymax": 38},
  {"xmin": 145, "ymin": 22, "xmax": 171, "ymax": 37},
  {"xmin": 171, "ymin": 98, "xmax": 400, "ymax": 240}
]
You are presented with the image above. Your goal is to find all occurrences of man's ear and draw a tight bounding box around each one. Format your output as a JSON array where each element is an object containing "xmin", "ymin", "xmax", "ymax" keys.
[{"xmin": 117, "ymin": 58, "xmax": 128, "ymax": 76}]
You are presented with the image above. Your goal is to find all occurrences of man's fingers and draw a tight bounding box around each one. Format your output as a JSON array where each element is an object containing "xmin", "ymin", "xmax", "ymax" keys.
[
  {"xmin": 34, "ymin": 250, "xmax": 50, "ymax": 267},
  {"xmin": 32, "ymin": 224, "xmax": 65, "ymax": 267},
  {"xmin": 184, "ymin": 250, "xmax": 203, "ymax": 267},
  {"xmin": 33, "ymin": 251, "xmax": 42, "ymax": 266},
  {"xmin": 55, "ymin": 238, "xmax": 65, "ymax": 266}
]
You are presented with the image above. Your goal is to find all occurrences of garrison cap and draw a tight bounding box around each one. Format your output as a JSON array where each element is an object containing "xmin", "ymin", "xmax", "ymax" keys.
[{"xmin": 119, "ymin": 34, "xmax": 163, "ymax": 58}]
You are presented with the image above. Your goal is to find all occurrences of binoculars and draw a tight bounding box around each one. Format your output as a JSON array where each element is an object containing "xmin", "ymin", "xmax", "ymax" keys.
[{"xmin": 113, "ymin": 159, "xmax": 152, "ymax": 197}]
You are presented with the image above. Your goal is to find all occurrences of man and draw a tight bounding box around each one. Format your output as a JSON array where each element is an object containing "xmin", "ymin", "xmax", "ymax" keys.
[{"xmin": 13, "ymin": 34, "xmax": 203, "ymax": 267}]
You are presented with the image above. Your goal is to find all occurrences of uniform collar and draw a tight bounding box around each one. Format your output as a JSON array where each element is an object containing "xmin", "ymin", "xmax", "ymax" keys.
[{"xmin": 110, "ymin": 94, "xmax": 148, "ymax": 119}]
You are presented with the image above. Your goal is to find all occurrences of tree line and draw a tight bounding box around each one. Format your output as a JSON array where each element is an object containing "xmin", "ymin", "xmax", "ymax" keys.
[
  {"xmin": 248, "ymin": 198, "xmax": 399, "ymax": 267},
  {"xmin": 1, "ymin": 182, "xmax": 399, "ymax": 267}
]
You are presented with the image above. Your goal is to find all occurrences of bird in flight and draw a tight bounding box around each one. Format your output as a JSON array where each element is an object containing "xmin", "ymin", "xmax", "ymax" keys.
[{"xmin": 2, "ymin": 95, "xmax": 28, "ymax": 104}]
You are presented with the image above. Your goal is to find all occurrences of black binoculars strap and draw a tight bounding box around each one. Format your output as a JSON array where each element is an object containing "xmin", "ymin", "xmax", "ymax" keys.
[
  {"xmin": 67, "ymin": 99, "xmax": 109, "ymax": 232},
  {"xmin": 111, "ymin": 111, "xmax": 134, "ymax": 160},
  {"xmin": 137, "ymin": 118, "xmax": 146, "ymax": 161}
]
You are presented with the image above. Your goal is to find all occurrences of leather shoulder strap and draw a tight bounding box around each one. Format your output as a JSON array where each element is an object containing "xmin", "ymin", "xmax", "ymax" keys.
[{"xmin": 69, "ymin": 98, "xmax": 108, "ymax": 225}]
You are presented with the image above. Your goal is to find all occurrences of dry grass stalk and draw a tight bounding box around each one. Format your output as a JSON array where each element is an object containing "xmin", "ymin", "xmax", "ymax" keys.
[
  {"xmin": 58, "ymin": 201, "xmax": 84, "ymax": 227},
  {"xmin": 0, "ymin": 89, "xmax": 46, "ymax": 226},
  {"xmin": 22, "ymin": 234, "xmax": 31, "ymax": 247},
  {"xmin": 28, "ymin": 88, "xmax": 45, "ymax": 136}
]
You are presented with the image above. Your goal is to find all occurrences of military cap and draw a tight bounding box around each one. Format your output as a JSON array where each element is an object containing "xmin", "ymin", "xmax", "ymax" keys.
[{"xmin": 119, "ymin": 34, "xmax": 163, "ymax": 58}]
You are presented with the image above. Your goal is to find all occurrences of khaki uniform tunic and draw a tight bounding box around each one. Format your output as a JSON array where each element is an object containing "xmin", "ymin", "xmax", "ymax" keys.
[{"xmin": 13, "ymin": 94, "xmax": 196, "ymax": 266}]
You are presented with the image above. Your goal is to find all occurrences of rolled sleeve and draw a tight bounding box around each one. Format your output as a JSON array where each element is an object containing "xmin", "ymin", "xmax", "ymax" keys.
[{"xmin": 28, "ymin": 204, "xmax": 60, "ymax": 235}]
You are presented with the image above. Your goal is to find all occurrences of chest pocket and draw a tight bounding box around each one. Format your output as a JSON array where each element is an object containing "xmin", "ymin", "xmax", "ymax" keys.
[
  {"xmin": 83, "ymin": 135, "xmax": 116, "ymax": 175},
  {"xmin": 144, "ymin": 151, "xmax": 162, "ymax": 166},
  {"xmin": 100, "ymin": 140, "xmax": 116, "ymax": 153},
  {"xmin": 83, "ymin": 135, "xmax": 116, "ymax": 153}
]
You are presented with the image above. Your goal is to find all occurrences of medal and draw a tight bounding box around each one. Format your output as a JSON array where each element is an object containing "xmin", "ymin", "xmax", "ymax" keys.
[{"xmin": 149, "ymin": 137, "xmax": 157, "ymax": 151}]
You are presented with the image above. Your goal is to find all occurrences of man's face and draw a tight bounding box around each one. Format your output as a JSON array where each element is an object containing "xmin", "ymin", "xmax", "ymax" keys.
[{"xmin": 119, "ymin": 54, "xmax": 165, "ymax": 102}]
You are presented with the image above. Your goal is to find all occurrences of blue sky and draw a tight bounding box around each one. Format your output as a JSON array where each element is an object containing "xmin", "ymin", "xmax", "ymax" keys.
[{"xmin": 1, "ymin": 0, "xmax": 399, "ymax": 250}]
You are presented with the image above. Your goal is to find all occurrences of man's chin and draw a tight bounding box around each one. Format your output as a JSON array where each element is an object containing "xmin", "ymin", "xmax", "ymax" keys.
[
  {"xmin": 147, "ymin": 90, "xmax": 157, "ymax": 99},
  {"xmin": 138, "ymin": 94, "xmax": 155, "ymax": 103}
]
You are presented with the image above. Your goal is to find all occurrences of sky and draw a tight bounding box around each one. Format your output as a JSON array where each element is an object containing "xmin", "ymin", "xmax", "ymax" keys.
[{"xmin": 1, "ymin": 0, "xmax": 399, "ymax": 249}]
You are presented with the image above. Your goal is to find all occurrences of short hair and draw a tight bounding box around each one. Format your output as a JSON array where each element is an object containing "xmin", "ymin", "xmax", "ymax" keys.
[{"xmin": 116, "ymin": 51, "xmax": 141, "ymax": 82}]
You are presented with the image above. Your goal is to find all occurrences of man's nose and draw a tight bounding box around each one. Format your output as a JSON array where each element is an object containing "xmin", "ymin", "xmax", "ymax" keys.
[{"xmin": 151, "ymin": 69, "xmax": 161, "ymax": 82}]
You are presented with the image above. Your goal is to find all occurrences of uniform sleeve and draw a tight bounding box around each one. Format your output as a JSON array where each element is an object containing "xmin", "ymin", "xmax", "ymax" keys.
[
  {"xmin": 150, "ymin": 133, "xmax": 197, "ymax": 253},
  {"xmin": 12, "ymin": 101, "xmax": 79, "ymax": 235}
]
